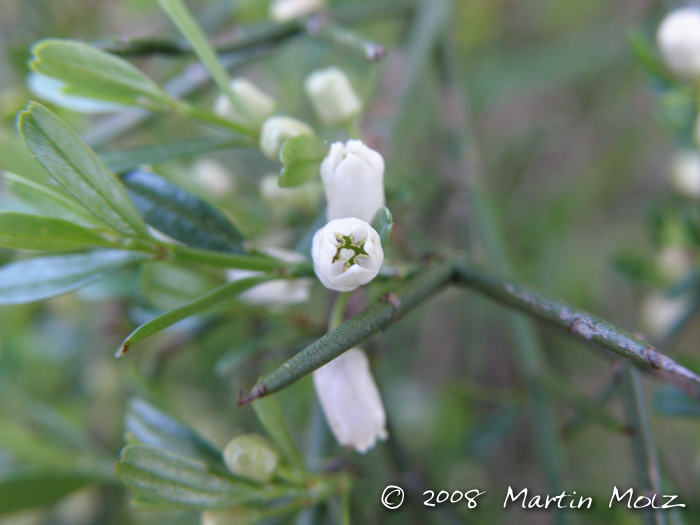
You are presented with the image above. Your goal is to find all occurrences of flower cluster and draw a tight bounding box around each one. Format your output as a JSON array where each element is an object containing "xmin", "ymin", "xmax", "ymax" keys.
[{"xmin": 211, "ymin": 67, "xmax": 388, "ymax": 452}]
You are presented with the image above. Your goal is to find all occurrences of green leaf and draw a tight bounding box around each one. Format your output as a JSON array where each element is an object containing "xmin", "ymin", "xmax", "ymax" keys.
[
  {"xmin": 371, "ymin": 207, "xmax": 393, "ymax": 249},
  {"xmin": 116, "ymin": 444, "xmax": 309, "ymax": 509},
  {"xmin": 141, "ymin": 262, "xmax": 220, "ymax": 311},
  {"xmin": 100, "ymin": 137, "xmax": 251, "ymax": 174},
  {"xmin": 3, "ymin": 172, "xmax": 100, "ymax": 227},
  {"xmin": 627, "ymin": 29, "xmax": 674, "ymax": 86},
  {"xmin": 0, "ymin": 249, "xmax": 148, "ymax": 304},
  {"xmin": 653, "ymin": 385, "xmax": 700, "ymax": 418},
  {"xmin": 17, "ymin": 102, "xmax": 149, "ymax": 237},
  {"xmin": 279, "ymin": 135, "xmax": 328, "ymax": 188},
  {"xmin": 125, "ymin": 399, "xmax": 226, "ymax": 471},
  {"xmin": 0, "ymin": 212, "xmax": 113, "ymax": 251},
  {"xmin": 251, "ymin": 397, "xmax": 304, "ymax": 471},
  {"xmin": 157, "ymin": 0, "xmax": 251, "ymax": 123},
  {"xmin": 29, "ymin": 39, "xmax": 171, "ymax": 108},
  {"xmin": 0, "ymin": 467, "xmax": 99, "ymax": 514},
  {"xmin": 117, "ymin": 275, "xmax": 272, "ymax": 356},
  {"xmin": 121, "ymin": 170, "xmax": 245, "ymax": 253}
]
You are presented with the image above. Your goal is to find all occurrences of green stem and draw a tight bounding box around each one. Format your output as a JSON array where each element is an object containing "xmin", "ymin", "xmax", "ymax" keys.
[
  {"xmin": 172, "ymin": 99, "xmax": 258, "ymax": 137},
  {"xmin": 169, "ymin": 244, "xmax": 314, "ymax": 274},
  {"xmin": 328, "ymin": 292, "xmax": 351, "ymax": 331},
  {"xmin": 310, "ymin": 20, "xmax": 385, "ymax": 61},
  {"xmin": 452, "ymin": 259, "xmax": 700, "ymax": 384},
  {"xmin": 619, "ymin": 366, "xmax": 667, "ymax": 525}
]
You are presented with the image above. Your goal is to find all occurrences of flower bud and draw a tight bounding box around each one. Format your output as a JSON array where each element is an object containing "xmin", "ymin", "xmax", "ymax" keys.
[
  {"xmin": 670, "ymin": 150, "xmax": 700, "ymax": 198},
  {"xmin": 320, "ymin": 140, "xmax": 385, "ymax": 223},
  {"xmin": 259, "ymin": 116, "xmax": 314, "ymax": 159},
  {"xmin": 192, "ymin": 159, "xmax": 235, "ymax": 196},
  {"xmin": 311, "ymin": 218, "xmax": 383, "ymax": 292},
  {"xmin": 226, "ymin": 248, "xmax": 312, "ymax": 306},
  {"xmin": 657, "ymin": 8, "xmax": 700, "ymax": 79},
  {"xmin": 214, "ymin": 78, "xmax": 277, "ymax": 128},
  {"xmin": 269, "ymin": 0, "xmax": 324, "ymax": 23},
  {"xmin": 304, "ymin": 67, "xmax": 362, "ymax": 125},
  {"xmin": 641, "ymin": 292, "xmax": 691, "ymax": 338},
  {"xmin": 223, "ymin": 434, "xmax": 279, "ymax": 483},
  {"xmin": 313, "ymin": 347, "xmax": 388, "ymax": 453},
  {"xmin": 656, "ymin": 245, "xmax": 693, "ymax": 282}
]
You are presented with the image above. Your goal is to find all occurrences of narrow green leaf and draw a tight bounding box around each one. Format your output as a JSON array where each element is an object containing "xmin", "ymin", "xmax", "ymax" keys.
[
  {"xmin": 17, "ymin": 102, "xmax": 149, "ymax": 237},
  {"xmin": 29, "ymin": 39, "xmax": 171, "ymax": 108},
  {"xmin": 252, "ymin": 397, "xmax": 304, "ymax": 471},
  {"xmin": 653, "ymin": 385, "xmax": 700, "ymax": 418},
  {"xmin": 0, "ymin": 250, "xmax": 149, "ymax": 304},
  {"xmin": 141, "ymin": 262, "xmax": 220, "ymax": 311},
  {"xmin": 121, "ymin": 170, "xmax": 245, "ymax": 253},
  {"xmin": 101, "ymin": 137, "xmax": 251, "ymax": 174},
  {"xmin": 117, "ymin": 275, "xmax": 272, "ymax": 356},
  {"xmin": 371, "ymin": 207, "xmax": 393, "ymax": 249},
  {"xmin": 0, "ymin": 212, "xmax": 112, "ymax": 251},
  {"xmin": 0, "ymin": 467, "xmax": 99, "ymax": 514},
  {"xmin": 279, "ymin": 135, "xmax": 328, "ymax": 188},
  {"xmin": 116, "ymin": 444, "xmax": 309, "ymax": 509},
  {"xmin": 157, "ymin": 0, "xmax": 250, "ymax": 121},
  {"xmin": 125, "ymin": 399, "xmax": 226, "ymax": 470},
  {"xmin": 627, "ymin": 29, "xmax": 674, "ymax": 85},
  {"xmin": 3, "ymin": 172, "xmax": 100, "ymax": 227}
]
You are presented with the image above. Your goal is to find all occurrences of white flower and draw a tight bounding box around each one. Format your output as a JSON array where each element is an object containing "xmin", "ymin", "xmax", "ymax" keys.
[
  {"xmin": 313, "ymin": 347, "xmax": 388, "ymax": 453},
  {"xmin": 226, "ymin": 248, "xmax": 311, "ymax": 306},
  {"xmin": 321, "ymin": 140, "xmax": 385, "ymax": 223},
  {"xmin": 657, "ymin": 8, "xmax": 700, "ymax": 78},
  {"xmin": 641, "ymin": 292, "xmax": 691, "ymax": 338},
  {"xmin": 670, "ymin": 150, "xmax": 700, "ymax": 198},
  {"xmin": 304, "ymin": 67, "xmax": 363, "ymax": 125},
  {"xmin": 192, "ymin": 159, "xmax": 235, "ymax": 195},
  {"xmin": 214, "ymin": 78, "xmax": 277, "ymax": 128},
  {"xmin": 259, "ymin": 116, "xmax": 314, "ymax": 159},
  {"xmin": 259, "ymin": 173, "xmax": 321, "ymax": 210},
  {"xmin": 269, "ymin": 0, "xmax": 324, "ymax": 23},
  {"xmin": 311, "ymin": 218, "xmax": 383, "ymax": 292}
]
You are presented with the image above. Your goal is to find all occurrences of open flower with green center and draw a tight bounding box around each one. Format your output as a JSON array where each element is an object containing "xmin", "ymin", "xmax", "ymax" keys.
[{"xmin": 311, "ymin": 217, "xmax": 383, "ymax": 292}]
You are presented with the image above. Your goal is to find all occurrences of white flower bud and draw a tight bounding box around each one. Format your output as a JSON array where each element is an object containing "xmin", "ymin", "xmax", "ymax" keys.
[
  {"xmin": 657, "ymin": 8, "xmax": 700, "ymax": 78},
  {"xmin": 227, "ymin": 248, "xmax": 311, "ymax": 306},
  {"xmin": 223, "ymin": 434, "xmax": 279, "ymax": 483},
  {"xmin": 269, "ymin": 0, "xmax": 324, "ymax": 23},
  {"xmin": 259, "ymin": 173, "xmax": 321, "ymax": 210},
  {"xmin": 259, "ymin": 116, "xmax": 314, "ymax": 159},
  {"xmin": 670, "ymin": 150, "xmax": 700, "ymax": 198},
  {"xmin": 656, "ymin": 245, "xmax": 693, "ymax": 282},
  {"xmin": 214, "ymin": 78, "xmax": 276, "ymax": 128},
  {"xmin": 304, "ymin": 67, "xmax": 363, "ymax": 125},
  {"xmin": 311, "ymin": 218, "xmax": 383, "ymax": 292},
  {"xmin": 192, "ymin": 159, "xmax": 235, "ymax": 196},
  {"xmin": 321, "ymin": 140, "xmax": 385, "ymax": 223},
  {"xmin": 313, "ymin": 347, "xmax": 388, "ymax": 453},
  {"xmin": 641, "ymin": 292, "xmax": 691, "ymax": 338}
]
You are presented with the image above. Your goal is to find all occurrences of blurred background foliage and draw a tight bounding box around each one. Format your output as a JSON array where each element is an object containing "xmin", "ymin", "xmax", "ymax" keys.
[{"xmin": 1, "ymin": 0, "xmax": 699, "ymax": 524}]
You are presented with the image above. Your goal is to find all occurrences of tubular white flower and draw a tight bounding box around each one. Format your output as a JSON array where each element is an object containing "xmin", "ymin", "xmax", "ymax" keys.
[
  {"xmin": 311, "ymin": 218, "xmax": 383, "ymax": 292},
  {"xmin": 313, "ymin": 347, "xmax": 388, "ymax": 453},
  {"xmin": 259, "ymin": 116, "xmax": 314, "ymax": 159},
  {"xmin": 321, "ymin": 140, "xmax": 385, "ymax": 223},
  {"xmin": 670, "ymin": 150, "xmax": 700, "ymax": 198},
  {"xmin": 657, "ymin": 8, "xmax": 700, "ymax": 78},
  {"xmin": 304, "ymin": 67, "xmax": 363, "ymax": 125},
  {"xmin": 269, "ymin": 0, "xmax": 324, "ymax": 23},
  {"xmin": 214, "ymin": 78, "xmax": 277, "ymax": 128},
  {"xmin": 226, "ymin": 248, "xmax": 311, "ymax": 306}
]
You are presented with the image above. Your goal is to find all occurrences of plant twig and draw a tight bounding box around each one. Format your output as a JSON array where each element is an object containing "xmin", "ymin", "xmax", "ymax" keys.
[
  {"xmin": 239, "ymin": 259, "xmax": 456, "ymax": 403},
  {"xmin": 452, "ymin": 259, "xmax": 700, "ymax": 385},
  {"xmin": 619, "ymin": 366, "xmax": 667, "ymax": 525}
]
